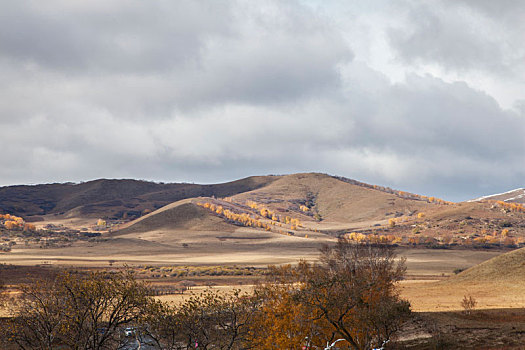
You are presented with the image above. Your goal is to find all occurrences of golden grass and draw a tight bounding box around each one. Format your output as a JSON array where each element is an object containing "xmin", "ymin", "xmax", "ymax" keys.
[
  {"xmin": 401, "ymin": 247, "xmax": 525, "ymax": 312},
  {"xmin": 231, "ymin": 173, "xmax": 435, "ymax": 225},
  {"xmin": 400, "ymin": 279, "xmax": 525, "ymax": 312}
]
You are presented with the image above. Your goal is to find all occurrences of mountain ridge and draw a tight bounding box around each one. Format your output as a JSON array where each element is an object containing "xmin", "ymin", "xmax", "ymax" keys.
[{"xmin": 471, "ymin": 188, "xmax": 525, "ymax": 204}]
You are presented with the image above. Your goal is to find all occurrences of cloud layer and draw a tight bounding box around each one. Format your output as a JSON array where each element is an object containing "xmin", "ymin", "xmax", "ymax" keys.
[{"xmin": 1, "ymin": 0, "xmax": 523, "ymax": 201}]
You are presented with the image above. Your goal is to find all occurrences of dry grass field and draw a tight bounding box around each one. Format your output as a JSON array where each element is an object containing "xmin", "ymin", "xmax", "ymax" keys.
[
  {"xmin": 400, "ymin": 247, "xmax": 525, "ymax": 312},
  {"xmin": 2, "ymin": 173, "xmax": 525, "ymax": 348}
]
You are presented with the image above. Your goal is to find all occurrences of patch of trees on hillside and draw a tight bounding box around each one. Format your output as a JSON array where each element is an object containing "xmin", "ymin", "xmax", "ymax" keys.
[
  {"xmin": 196, "ymin": 200, "xmax": 306, "ymax": 235},
  {"xmin": 0, "ymin": 214, "xmax": 35, "ymax": 232},
  {"xmin": 492, "ymin": 200, "xmax": 525, "ymax": 213}
]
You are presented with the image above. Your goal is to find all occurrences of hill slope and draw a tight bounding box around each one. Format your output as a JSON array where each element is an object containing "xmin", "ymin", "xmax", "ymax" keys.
[
  {"xmin": 230, "ymin": 173, "xmax": 437, "ymax": 224},
  {"xmin": 0, "ymin": 176, "xmax": 278, "ymax": 219},
  {"xmin": 452, "ymin": 246, "xmax": 525, "ymax": 282},
  {"xmin": 116, "ymin": 199, "xmax": 235, "ymax": 234},
  {"xmin": 473, "ymin": 188, "xmax": 525, "ymax": 204}
]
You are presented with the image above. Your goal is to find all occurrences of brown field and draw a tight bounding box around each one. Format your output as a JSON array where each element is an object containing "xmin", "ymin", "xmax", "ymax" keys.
[
  {"xmin": 2, "ymin": 233, "xmax": 525, "ymax": 349},
  {"xmin": 2, "ymin": 173, "xmax": 525, "ymax": 348}
]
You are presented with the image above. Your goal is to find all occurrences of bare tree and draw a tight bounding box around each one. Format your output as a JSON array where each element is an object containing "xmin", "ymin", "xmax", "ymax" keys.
[
  {"xmin": 8, "ymin": 270, "xmax": 150, "ymax": 350},
  {"xmin": 144, "ymin": 289, "xmax": 255, "ymax": 350},
  {"xmin": 461, "ymin": 295, "xmax": 477, "ymax": 315}
]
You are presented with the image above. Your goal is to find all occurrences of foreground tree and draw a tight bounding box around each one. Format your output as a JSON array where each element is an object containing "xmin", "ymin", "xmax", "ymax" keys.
[
  {"xmin": 8, "ymin": 270, "xmax": 150, "ymax": 350},
  {"xmin": 253, "ymin": 239, "xmax": 411, "ymax": 350},
  {"xmin": 143, "ymin": 289, "xmax": 254, "ymax": 350},
  {"xmin": 3, "ymin": 240, "xmax": 409, "ymax": 349},
  {"xmin": 307, "ymin": 240, "xmax": 411, "ymax": 349},
  {"xmin": 250, "ymin": 265, "xmax": 335, "ymax": 349}
]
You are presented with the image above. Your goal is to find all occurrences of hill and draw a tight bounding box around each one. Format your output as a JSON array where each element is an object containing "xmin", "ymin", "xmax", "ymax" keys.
[
  {"xmin": 230, "ymin": 173, "xmax": 437, "ymax": 226},
  {"xmin": 116, "ymin": 199, "xmax": 235, "ymax": 234},
  {"xmin": 0, "ymin": 176, "xmax": 278, "ymax": 220},
  {"xmin": 472, "ymin": 188, "xmax": 525, "ymax": 204},
  {"xmin": 452, "ymin": 246, "xmax": 525, "ymax": 282},
  {"xmin": 401, "ymin": 246, "xmax": 525, "ymax": 312},
  {"xmin": 114, "ymin": 173, "xmax": 456, "ymax": 241},
  {"xmin": 2, "ymin": 172, "xmax": 525, "ymax": 251}
]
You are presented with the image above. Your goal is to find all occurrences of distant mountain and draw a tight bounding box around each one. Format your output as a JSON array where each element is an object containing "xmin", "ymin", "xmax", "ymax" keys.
[
  {"xmin": 472, "ymin": 188, "xmax": 525, "ymax": 204},
  {"xmin": 2, "ymin": 173, "xmax": 525, "ymax": 248},
  {"xmin": 0, "ymin": 173, "xmax": 443, "ymax": 221},
  {"xmin": 116, "ymin": 173, "xmax": 451, "ymax": 237},
  {"xmin": 0, "ymin": 176, "xmax": 277, "ymax": 219}
]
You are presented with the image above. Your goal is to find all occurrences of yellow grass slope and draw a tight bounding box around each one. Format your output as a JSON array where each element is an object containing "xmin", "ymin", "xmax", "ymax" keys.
[
  {"xmin": 402, "ymin": 248, "xmax": 525, "ymax": 311},
  {"xmin": 231, "ymin": 173, "xmax": 435, "ymax": 224},
  {"xmin": 452, "ymin": 246, "xmax": 525, "ymax": 282},
  {"xmin": 116, "ymin": 199, "xmax": 235, "ymax": 234}
]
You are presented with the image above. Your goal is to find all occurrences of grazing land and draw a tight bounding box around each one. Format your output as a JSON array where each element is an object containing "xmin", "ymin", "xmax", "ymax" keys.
[{"xmin": 1, "ymin": 173, "xmax": 524, "ymax": 348}]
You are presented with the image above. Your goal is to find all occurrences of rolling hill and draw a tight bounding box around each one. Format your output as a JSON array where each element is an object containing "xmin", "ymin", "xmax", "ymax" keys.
[
  {"xmin": 452, "ymin": 246, "xmax": 525, "ymax": 282},
  {"xmin": 473, "ymin": 188, "xmax": 525, "ymax": 204},
  {"xmin": 1, "ymin": 173, "xmax": 524, "ymax": 248},
  {"xmin": 229, "ymin": 173, "xmax": 436, "ymax": 225},
  {"xmin": 0, "ymin": 176, "xmax": 277, "ymax": 220},
  {"xmin": 110, "ymin": 173, "xmax": 471, "ymax": 247},
  {"xmin": 116, "ymin": 199, "xmax": 235, "ymax": 234}
]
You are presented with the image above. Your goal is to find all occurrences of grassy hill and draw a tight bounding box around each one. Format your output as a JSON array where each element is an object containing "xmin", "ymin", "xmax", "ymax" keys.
[
  {"xmin": 452, "ymin": 246, "xmax": 525, "ymax": 282},
  {"xmin": 472, "ymin": 188, "xmax": 525, "ymax": 204},
  {"xmin": 0, "ymin": 176, "xmax": 278, "ymax": 220},
  {"xmin": 233, "ymin": 173, "xmax": 433, "ymax": 222},
  {"xmin": 2, "ymin": 172, "xmax": 524, "ymax": 250},
  {"xmin": 116, "ymin": 199, "xmax": 235, "ymax": 234},
  {"xmin": 114, "ymin": 173, "xmax": 451, "ymax": 238},
  {"xmin": 34, "ymin": 173, "xmax": 518, "ymax": 246}
]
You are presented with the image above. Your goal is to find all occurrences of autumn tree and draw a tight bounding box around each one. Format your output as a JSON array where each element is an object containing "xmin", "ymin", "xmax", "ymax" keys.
[
  {"xmin": 8, "ymin": 270, "xmax": 151, "ymax": 350},
  {"xmin": 249, "ymin": 265, "xmax": 335, "ymax": 349},
  {"xmin": 256, "ymin": 239, "xmax": 411, "ymax": 350},
  {"xmin": 303, "ymin": 241, "xmax": 410, "ymax": 349},
  {"xmin": 144, "ymin": 289, "xmax": 254, "ymax": 350}
]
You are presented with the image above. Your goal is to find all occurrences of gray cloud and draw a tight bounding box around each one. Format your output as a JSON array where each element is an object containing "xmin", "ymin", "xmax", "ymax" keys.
[
  {"xmin": 0, "ymin": 0, "xmax": 523, "ymax": 202},
  {"xmin": 0, "ymin": 1, "xmax": 234, "ymax": 73},
  {"xmin": 388, "ymin": 0, "xmax": 525, "ymax": 76}
]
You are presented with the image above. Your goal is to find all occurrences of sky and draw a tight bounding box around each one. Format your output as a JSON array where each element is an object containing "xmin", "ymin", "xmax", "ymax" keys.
[{"xmin": 0, "ymin": 0, "xmax": 524, "ymax": 201}]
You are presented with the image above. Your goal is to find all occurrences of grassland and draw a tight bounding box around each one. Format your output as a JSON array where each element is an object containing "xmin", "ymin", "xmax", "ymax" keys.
[{"xmin": 2, "ymin": 173, "xmax": 525, "ymax": 348}]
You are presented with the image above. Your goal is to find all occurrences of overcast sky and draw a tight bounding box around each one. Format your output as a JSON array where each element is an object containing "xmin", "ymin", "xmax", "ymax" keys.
[{"xmin": 1, "ymin": 0, "xmax": 524, "ymax": 201}]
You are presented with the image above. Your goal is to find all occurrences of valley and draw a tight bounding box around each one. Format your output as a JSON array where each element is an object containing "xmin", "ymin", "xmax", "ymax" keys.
[{"xmin": 1, "ymin": 173, "xmax": 525, "ymax": 348}]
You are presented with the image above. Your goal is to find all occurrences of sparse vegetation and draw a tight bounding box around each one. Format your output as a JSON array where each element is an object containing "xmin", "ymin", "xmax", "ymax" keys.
[
  {"xmin": 1, "ymin": 241, "xmax": 413, "ymax": 350},
  {"xmin": 460, "ymin": 295, "xmax": 477, "ymax": 314},
  {"xmin": 136, "ymin": 265, "xmax": 266, "ymax": 278},
  {"xmin": 6, "ymin": 270, "xmax": 150, "ymax": 350}
]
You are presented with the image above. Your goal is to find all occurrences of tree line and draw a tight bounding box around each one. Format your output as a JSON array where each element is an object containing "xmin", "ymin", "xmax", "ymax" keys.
[
  {"xmin": 197, "ymin": 201, "xmax": 304, "ymax": 234},
  {"xmin": 1, "ymin": 239, "xmax": 410, "ymax": 350}
]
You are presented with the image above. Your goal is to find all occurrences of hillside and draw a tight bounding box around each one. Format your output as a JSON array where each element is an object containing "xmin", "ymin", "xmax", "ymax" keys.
[
  {"xmin": 473, "ymin": 188, "xmax": 525, "ymax": 204},
  {"xmin": 451, "ymin": 246, "xmax": 525, "ymax": 282},
  {"xmin": 2, "ymin": 172, "xmax": 524, "ymax": 250},
  {"xmin": 230, "ymin": 173, "xmax": 437, "ymax": 225},
  {"xmin": 0, "ymin": 176, "xmax": 278, "ymax": 220},
  {"xmin": 400, "ymin": 246, "xmax": 525, "ymax": 312},
  {"xmin": 116, "ymin": 199, "xmax": 235, "ymax": 234},
  {"xmin": 114, "ymin": 173, "xmax": 458, "ymax": 242}
]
